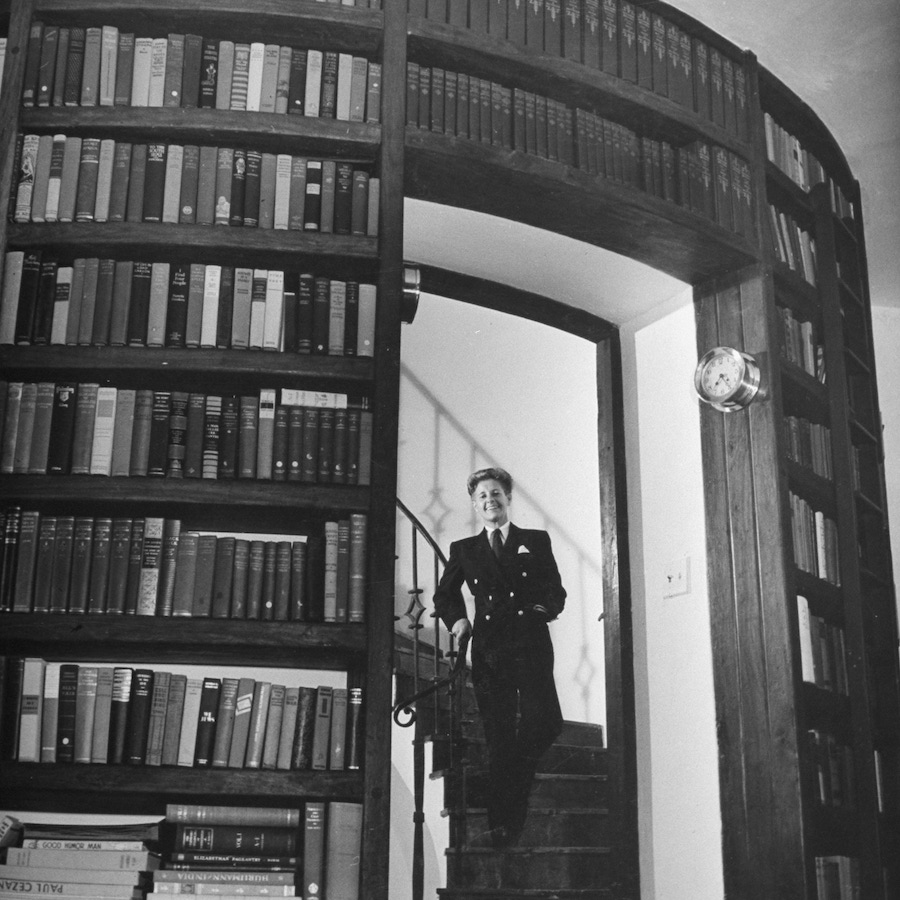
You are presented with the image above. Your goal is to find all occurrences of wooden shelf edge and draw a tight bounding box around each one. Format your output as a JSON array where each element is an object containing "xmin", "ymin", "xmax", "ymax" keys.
[
  {"xmin": 0, "ymin": 762, "xmax": 364, "ymax": 803},
  {"xmin": 0, "ymin": 345, "xmax": 375, "ymax": 382},
  {"xmin": 19, "ymin": 107, "xmax": 382, "ymax": 158},
  {"xmin": 6, "ymin": 223, "xmax": 379, "ymax": 266},
  {"xmin": 0, "ymin": 475, "xmax": 370, "ymax": 511}
]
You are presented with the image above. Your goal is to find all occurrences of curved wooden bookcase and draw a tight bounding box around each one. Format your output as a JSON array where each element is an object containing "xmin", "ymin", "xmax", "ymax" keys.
[{"xmin": 0, "ymin": 3, "xmax": 897, "ymax": 899}]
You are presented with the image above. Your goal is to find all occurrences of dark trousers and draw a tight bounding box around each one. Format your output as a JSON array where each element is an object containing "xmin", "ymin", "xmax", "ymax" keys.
[{"xmin": 472, "ymin": 624, "xmax": 562, "ymax": 833}]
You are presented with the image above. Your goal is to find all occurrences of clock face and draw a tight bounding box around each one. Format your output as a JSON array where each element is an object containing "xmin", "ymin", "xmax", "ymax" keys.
[
  {"xmin": 694, "ymin": 347, "xmax": 762, "ymax": 412},
  {"xmin": 700, "ymin": 352, "xmax": 743, "ymax": 399}
]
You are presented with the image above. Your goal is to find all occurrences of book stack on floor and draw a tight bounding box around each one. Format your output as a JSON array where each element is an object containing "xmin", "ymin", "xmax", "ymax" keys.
[
  {"xmin": 0, "ymin": 819, "xmax": 161, "ymax": 900},
  {"xmin": 158, "ymin": 804, "xmax": 362, "ymax": 900}
]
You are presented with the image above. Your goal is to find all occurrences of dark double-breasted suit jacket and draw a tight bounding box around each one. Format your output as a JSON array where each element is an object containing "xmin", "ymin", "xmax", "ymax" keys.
[{"xmin": 434, "ymin": 523, "xmax": 566, "ymax": 652}]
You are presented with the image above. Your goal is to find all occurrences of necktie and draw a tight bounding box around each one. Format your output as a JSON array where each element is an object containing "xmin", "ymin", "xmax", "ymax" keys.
[{"xmin": 491, "ymin": 529, "xmax": 503, "ymax": 559}]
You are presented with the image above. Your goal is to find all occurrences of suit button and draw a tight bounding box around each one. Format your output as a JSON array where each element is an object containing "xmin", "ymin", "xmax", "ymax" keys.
[
  {"xmin": 510, "ymin": 592, "xmax": 515, "ymax": 598},
  {"xmin": 474, "ymin": 578, "xmax": 478, "ymax": 584},
  {"xmin": 522, "ymin": 572, "xmax": 528, "ymax": 577},
  {"xmin": 485, "ymin": 614, "xmax": 491, "ymax": 621},
  {"xmin": 517, "ymin": 610, "xmax": 524, "ymax": 616}
]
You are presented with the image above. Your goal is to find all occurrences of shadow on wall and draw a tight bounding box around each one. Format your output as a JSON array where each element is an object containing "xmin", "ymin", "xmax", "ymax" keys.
[{"xmin": 395, "ymin": 361, "xmax": 607, "ymax": 727}]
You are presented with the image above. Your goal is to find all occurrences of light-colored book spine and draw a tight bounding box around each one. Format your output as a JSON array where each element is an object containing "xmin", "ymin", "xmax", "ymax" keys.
[
  {"xmin": 258, "ymin": 44, "xmax": 280, "ymax": 112},
  {"xmin": 93, "ymin": 138, "xmax": 116, "ymax": 222},
  {"xmin": 327, "ymin": 280, "xmax": 346, "ymax": 355},
  {"xmin": 230, "ymin": 268, "xmax": 253, "ymax": 348},
  {"xmin": 230, "ymin": 44, "xmax": 250, "ymax": 111},
  {"xmin": 177, "ymin": 678, "xmax": 204, "ymax": 766},
  {"xmin": 0, "ymin": 251, "xmax": 24, "ymax": 345},
  {"xmin": 5, "ymin": 847, "xmax": 159, "ymax": 870},
  {"xmin": 273, "ymin": 155, "xmax": 292, "ymax": 230},
  {"xmin": 263, "ymin": 270, "xmax": 284, "ymax": 351},
  {"xmin": 72, "ymin": 666, "xmax": 99, "ymax": 763},
  {"xmin": 147, "ymin": 262, "xmax": 170, "ymax": 348},
  {"xmin": 148, "ymin": 37, "xmax": 168, "ymax": 106},
  {"xmin": 335, "ymin": 53, "xmax": 353, "ymax": 121},
  {"xmin": 275, "ymin": 45, "xmax": 292, "ymax": 114},
  {"xmin": 131, "ymin": 37, "xmax": 154, "ymax": 106},
  {"xmin": 89, "ymin": 386, "xmax": 118, "ymax": 475},
  {"xmin": 17, "ymin": 658, "xmax": 47, "ymax": 762},
  {"xmin": 246, "ymin": 42, "xmax": 266, "ymax": 111},
  {"xmin": 304, "ymin": 50, "xmax": 323, "ymax": 117},
  {"xmin": 215, "ymin": 41, "xmax": 235, "ymax": 110},
  {"xmin": 39, "ymin": 662, "xmax": 61, "ymax": 762},
  {"xmin": 200, "ymin": 265, "xmax": 222, "ymax": 348},
  {"xmin": 357, "ymin": 283, "xmax": 376, "ymax": 356},
  {"xmin": 99, "ymin": 25, "xmax": 119, "ymax": 106},
  {"xmin": 162, "ymin": 144, "xmax": 184, "ymax": 223}
]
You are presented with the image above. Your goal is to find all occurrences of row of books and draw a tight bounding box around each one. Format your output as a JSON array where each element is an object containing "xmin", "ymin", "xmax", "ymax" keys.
[
  {"xmin": 0, "ymin": 511, "xmax": 366, "ymax": 622},
  {"xmin": 796, "ymin": 595, "xmax": 849, "ymax": 696},
  {"xmin": 0, "ymin": 806, "xmax": 362, "ymax": 899},
  {"xmin": 0, "ymin": 383, "xmax": 372, "ymax": 485},
  {"xmin": 22, "ymin": 22, "xmax": 381, "ymax": 123},
  {"xmin": 763, "ymin": 111, "xmax": 856, "ymax": 222},
  {"xmin": 162, "ymin": 803, "xmax": 361, "ymax": 898},
  {"xmin": 7, "ymin": 658, "xmax": 363, "ymax": 774},
  {"xmin": 777, "ymin": 306, "xmax": 826, "ymax": 383},
  {"xmin": 814, "ymin": 856, "xmax": 860, "ymax": 900},
  {"xmin": 783, "ymin": 415, "xmax": 833, "ymax": 481},
  {"xmin": 409, "ymin": 1, "xmax": 751, "ymax": 142},
  {"xmin": 789, "ymin": 491, "xmax": 841, "ymax": 588},
  {"xmin": 808, "ymin": 728, "xmax": 856, "ymax": 810},
  {"xmin": 12, "ymin": 134, "xmax": 379, "ymax": 237},
  {"xmin": 2, "ymin": 252, "xmax": 378, "ymax": 356},
  {"xmin": 768, "ymin": 203, "xmax": 818, "ymax": 286},
  {"xmin": 406, "ymin": 63, "xmax": 754, "ymax": 236}
]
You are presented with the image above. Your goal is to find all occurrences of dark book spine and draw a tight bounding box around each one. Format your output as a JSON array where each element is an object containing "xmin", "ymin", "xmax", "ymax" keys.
[
  {"xmin": 246, "ymin": 540, "xmax": 265, "ymax": 620},
  {"xmin": 55, "ymin": 663, "xmax": 79, "ymax": 763},
  {"xmin": 107, "ymin": 667, "xmax": 133, "ymax": 763},
  {"xmin": 199, "ymin": 38, "xmax": 218, "ymax": 108},
  {"xmin": 147, "ymin": 390, "xmax": 172, "ymax": 476},
  {"xmin": 167, "ymin": 391, "xmax": 189, "ymax": 477},
  {"xmin": 165, "ymin": 264, "xmax": 190, "ymax": 347},
  {"xmin": 211, "ymin": 536, "xmax": 236, "ymax": 618},
  {"xmin": 142, "ymin": 144, "xmax": 167, "ymax": 222},
  {"xmin": 123, "ymin": 518, "xmax": 145, "ymax": 614},
  {"xmin": 272, "ymin": 405, "xmax": 289, "ymax": 482},
  {"xmin": 106, "ymin": 517, "xmax": 133, "ymax": 614},
  {"xmin": 183, "ymin": 393, "xmax": 206, "ymax": 478},
  {"xmin": 231, "ymin": 538, "xmax": 250, "ymax": 619},
  {"xmin": 193, "ymin": 677, "xmax": 221, "ymax": 766},
  {"xmin": 87, "ymin": 517, "xmax": 113, "ymax": 613},
  {"xmin": 124, "ymin": 668, "xmax": 154, "ymax": 764},
  {"xmin": 68, "ymin": 515, "xmax": 94, "ymax": 613},
  {"xmin": 218, "ymin": 394, "xmax": 239, "ymax": 479}
]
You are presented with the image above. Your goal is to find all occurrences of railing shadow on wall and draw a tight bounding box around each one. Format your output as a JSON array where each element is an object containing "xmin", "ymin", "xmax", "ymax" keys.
[{"xmin": 395, "ymin": 361, "xmax": 607, "ymax": 725}]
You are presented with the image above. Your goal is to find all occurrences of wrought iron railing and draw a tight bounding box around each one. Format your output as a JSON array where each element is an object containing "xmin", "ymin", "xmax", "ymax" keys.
[{"xmin": 392, "ymin": 498, "xmax": 470, "ymax": 900}]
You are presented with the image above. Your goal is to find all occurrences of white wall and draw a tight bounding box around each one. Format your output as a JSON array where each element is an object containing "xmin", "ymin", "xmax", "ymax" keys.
[{"xmin": 621, "ymin": 293, "xmax": 724, "ymax": 900}]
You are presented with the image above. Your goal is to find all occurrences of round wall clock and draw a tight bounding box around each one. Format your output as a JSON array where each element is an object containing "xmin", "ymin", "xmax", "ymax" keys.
[{"xmin": 694, "ymin": 346, "xmax": 762, "ymax": 412}]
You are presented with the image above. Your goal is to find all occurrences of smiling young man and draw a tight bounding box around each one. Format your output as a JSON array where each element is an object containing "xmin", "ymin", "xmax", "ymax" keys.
[{"xmin": 433, "ymin": 467, "xmax": 566, "ymax": 847}]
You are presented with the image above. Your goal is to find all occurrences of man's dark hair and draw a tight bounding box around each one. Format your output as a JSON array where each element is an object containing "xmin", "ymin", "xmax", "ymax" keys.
[{"xmin": 467, "ymin": 467, "xmax": 513, "ymax": 497}]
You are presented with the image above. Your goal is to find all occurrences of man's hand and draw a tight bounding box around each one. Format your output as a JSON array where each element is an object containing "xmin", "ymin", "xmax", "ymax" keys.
[{"xmin": 451, "ymin": 618, "xmax": 472, "ymax": 642}]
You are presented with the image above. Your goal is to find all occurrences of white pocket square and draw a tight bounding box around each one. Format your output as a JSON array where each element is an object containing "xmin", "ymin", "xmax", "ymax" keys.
[{"xmin": 517, "ymin": 546, "xmax": 530, "ymax": 554}]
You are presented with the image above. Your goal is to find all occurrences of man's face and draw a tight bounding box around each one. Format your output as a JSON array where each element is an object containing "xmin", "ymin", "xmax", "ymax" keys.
[{"xmin": 471, "ymin": 479, "xmax": 511, "ymax": 527}]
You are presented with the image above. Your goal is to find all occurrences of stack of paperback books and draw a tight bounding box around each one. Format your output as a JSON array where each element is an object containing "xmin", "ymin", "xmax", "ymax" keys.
[{"xmin": 0, "ymin": 819, "xmax": 161, "ymax": 900}]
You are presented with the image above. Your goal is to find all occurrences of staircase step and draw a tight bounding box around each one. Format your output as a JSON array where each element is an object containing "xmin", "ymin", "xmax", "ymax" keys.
[
  {"xmin": 460, "ymin": 808, "xmax": 609, "ymax": 847},
  {"xmin": 460, "ymin": 718, "xmax": 603, "ymax": 749},
  {"xmin": 445, "ymin": 847, "xmax": 612, "ymax": 890},
  {"xmin": 458, "ymin": 739, "xmax": 607, "ymax": 777},
  {"xmin": 449, "ymin": 772, "xmax": 608, "ymax": 810},
  {"xmin": 438, "ymin": 891, "xmax": 612, "ymax": 900}
]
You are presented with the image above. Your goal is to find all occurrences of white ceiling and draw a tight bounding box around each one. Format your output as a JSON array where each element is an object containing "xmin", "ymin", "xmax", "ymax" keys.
[{"xmin": 406, "ymin": 0, "xmax": 900, "ymax": 325}]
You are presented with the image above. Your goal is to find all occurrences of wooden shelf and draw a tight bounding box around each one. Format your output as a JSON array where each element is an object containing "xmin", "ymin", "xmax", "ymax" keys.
[
  {"xmin": 6, "ymin": 223, "xmax": 379, "ymax": 270},
  {"xmin": 0, "ymin": 762, "xmax": 364, "ymax": 813},
  {"xmin": 0, "ymin": 345, "xmax": 374, "ymax": 386},
  {"xmin": 19, "ymin": 107, "xmax": 382, "ymax": 159},
  {"xmin": 0, "ymin": 613, "xmax": 366, "ymax": 666},
  {"xmin": 0, "ymin": 475, "xmax": 369, "ymax": 515},
  {"xmin": 404, "ymin": 129, "xmax": 757, "ymax": 284}
]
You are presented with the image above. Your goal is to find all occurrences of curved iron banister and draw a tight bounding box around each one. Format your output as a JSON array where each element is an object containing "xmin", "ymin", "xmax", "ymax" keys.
[{"xmin": 393, "ymin": 632, "xmax": 470, "ymax": 727}]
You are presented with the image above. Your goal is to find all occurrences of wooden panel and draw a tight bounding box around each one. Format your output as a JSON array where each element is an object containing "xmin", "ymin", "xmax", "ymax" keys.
[
  {"xmin": 695, "ymin": 267, "xmax": 807, "ymax": 900},
  {"xmin": 596, "ymin": 334, "xmax": 638, "ymax": 900}
]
